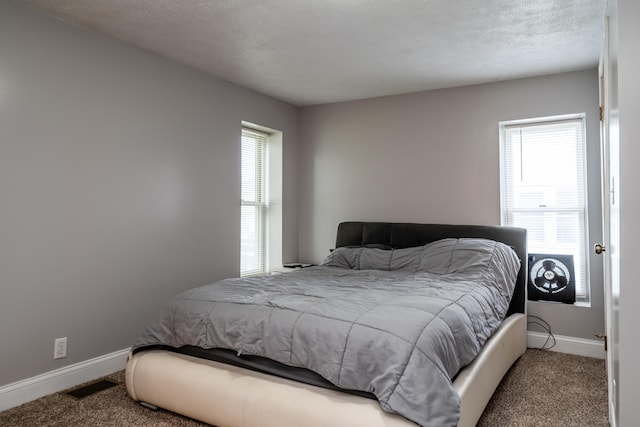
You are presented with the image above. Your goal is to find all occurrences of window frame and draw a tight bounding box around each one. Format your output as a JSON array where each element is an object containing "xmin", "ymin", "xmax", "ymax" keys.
[
  {"xmin": 499, "ymin": 113, "xmax": 591, "ymax": 303},
  {"xmin": 240, "ymin": 127, "xmax": 269, "ymax": 276}
]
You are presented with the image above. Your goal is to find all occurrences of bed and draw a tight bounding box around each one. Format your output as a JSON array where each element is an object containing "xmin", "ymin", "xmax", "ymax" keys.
[{"xmin": 126, "ymin": 221, "xmax": 527, "ymax": 427}]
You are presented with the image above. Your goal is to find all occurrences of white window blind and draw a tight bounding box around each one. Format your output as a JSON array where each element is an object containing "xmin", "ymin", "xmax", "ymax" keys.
[
  {"xmin": 241, "ymin": 127, "xmax": 268, "ymax": 276},
  {"xmin": 500, "ymin": 115, "xmax": 589, "ymax": 301}
]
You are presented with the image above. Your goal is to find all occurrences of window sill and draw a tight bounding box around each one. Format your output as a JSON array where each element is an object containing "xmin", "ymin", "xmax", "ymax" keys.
[
  {"xmin": 528, "ymin": 299, "xmax": 591, "ymax": 308},
  {"xmin": 572, "ymin": 300, "xmax": 591, "ymax": 308},
  {"xmin": 240, "ymin": 271, "xmax": 269, "ymax": 278}
]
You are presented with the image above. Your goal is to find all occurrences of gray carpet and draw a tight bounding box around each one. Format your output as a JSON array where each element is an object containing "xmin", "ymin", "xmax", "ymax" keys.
[
  {"xmin": 477, "ymin": 349, "xmax": 608, "ymax": 427},
  {"xmin": 0, "ymin": 349, "xmax": 607, "ymax": 426}
]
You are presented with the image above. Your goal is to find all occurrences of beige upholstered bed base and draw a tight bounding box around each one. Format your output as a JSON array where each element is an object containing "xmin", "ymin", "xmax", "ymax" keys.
[{"xmin": 126, "ymin": 313, "xmax": 526, "ymax": 427}]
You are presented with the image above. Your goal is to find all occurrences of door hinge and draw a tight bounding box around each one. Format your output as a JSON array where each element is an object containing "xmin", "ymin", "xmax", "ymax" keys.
[
  {"xmin": 595, "ymin": 333, "xmax": 607, "ymax": 351},
  {"xmin": 599, "ymin": 106, "xmax": 604, "ymax": 121}
]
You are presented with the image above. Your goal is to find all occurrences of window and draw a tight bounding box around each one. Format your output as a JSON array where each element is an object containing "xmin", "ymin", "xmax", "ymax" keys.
[
  {"xmin": 241, "ymin": 127, "xmax": 268, "ymax": 276},
  {"xmin": 500, "ymin": 114, "xmax": 589, "ymax": 302}
]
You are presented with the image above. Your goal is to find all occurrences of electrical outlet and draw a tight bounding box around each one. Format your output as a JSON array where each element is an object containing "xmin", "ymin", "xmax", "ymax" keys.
[{"xmin": 54, "ymin": 337, "xmax": 67, "ymax": 359}]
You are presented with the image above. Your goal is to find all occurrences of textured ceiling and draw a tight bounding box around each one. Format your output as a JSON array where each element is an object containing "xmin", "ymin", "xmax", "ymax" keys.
[{"xmin": 16, "ymin": 0, "xmax": 606, "ymax": 106}]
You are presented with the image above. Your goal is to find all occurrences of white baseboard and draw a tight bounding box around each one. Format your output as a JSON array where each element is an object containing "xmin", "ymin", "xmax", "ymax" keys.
[
  {"xmin": 0, "ymin": 347, "xmax": 130, "ymax": 412},
  {"xmin": 527, "ymin": 331, "xmax": 605, "ymax": 359}
]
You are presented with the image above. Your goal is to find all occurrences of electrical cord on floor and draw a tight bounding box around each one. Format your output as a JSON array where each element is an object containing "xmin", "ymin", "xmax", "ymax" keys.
[{"xmin": 527, "ymin": 315, "xmax": 557, "ymax": 350}]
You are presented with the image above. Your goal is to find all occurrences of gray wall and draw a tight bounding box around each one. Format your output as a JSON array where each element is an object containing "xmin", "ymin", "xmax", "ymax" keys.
[
  {"xmin": 0, "ymin": 1, "xmax": 298, "ymax": 386},
  {"xmin": 298, "ymin": 69, "xmax": 604, "ymax": 340}
]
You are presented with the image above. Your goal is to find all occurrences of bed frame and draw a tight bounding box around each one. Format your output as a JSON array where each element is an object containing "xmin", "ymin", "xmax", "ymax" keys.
[{"xmin": 126, "ymin": 222, "xmax": 527, "ymax": 427}]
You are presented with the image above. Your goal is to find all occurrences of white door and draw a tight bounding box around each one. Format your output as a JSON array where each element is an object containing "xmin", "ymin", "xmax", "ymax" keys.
[{"xmin": 599, "ymin": 15, "xmax": 620, "ymax": 427}]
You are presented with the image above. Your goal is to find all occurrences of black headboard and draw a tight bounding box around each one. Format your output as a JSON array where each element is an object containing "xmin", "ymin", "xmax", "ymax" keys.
[{"xmin": 335, "ymin": 221, "xmax": 527, "ymax": 316}]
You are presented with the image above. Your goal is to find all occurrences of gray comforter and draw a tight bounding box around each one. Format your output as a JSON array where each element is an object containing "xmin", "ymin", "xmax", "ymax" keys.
[{"xmin": 133, "ymin": 238, "xmax": 520, "ymax": 427}]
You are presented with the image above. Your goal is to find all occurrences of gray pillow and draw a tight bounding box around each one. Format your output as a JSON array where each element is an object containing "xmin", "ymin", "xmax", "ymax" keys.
[
  {"xmin": 320, "ymin": 246, "xmax": 363, "ymax": 269},
  {"xmin": 418, "ymin": 238, "xmax": 518, "ymax": 276},
  {"xmin": 322, "ymin": 239, "xmax": 518, "ymax": 280},
  {"xmin": 359, "ymin": 248, "xmax": 393, "ymax": 270},
  {"xmin": 388, "ymin": 246, "xmax": 424, "ymax": 270},
  {"xmin": 321, "ymin": 245, "xmax": 422, "ymax": 271}
]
